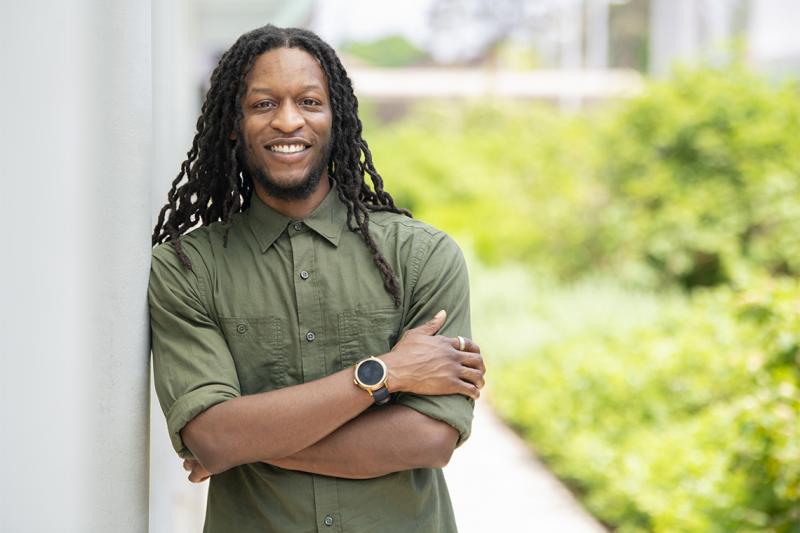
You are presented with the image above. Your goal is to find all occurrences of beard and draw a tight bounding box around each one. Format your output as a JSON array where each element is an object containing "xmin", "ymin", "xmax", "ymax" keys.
[{"xmin": 239, "ymin": 139, "xmax": 333, "ymax": 201}]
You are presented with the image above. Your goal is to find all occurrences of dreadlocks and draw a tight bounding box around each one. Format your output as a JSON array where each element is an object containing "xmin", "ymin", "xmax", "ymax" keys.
[{"xmin": 152, "ymin": 25, "xmax": 411, "ymax": 306}]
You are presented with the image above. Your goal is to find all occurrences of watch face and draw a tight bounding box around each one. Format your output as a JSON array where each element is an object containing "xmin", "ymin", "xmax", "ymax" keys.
[{"xmin": 357, "ymin": 359, "xmax": 385, "ymax": 387}]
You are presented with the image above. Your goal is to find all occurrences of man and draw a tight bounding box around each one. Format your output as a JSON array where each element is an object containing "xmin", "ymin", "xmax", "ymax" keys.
[{"xmin": 149, "ymin": 24, "xmax": 485, "ymax": 533}]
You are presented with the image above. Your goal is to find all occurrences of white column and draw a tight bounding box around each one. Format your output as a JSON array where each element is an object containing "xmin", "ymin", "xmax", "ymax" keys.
[
  {"xmin": 586, "ymin": 0, "xmax": 609, "ymax": 70},
  {"xmin": 748, "ymin": 0, "xmax": 800, "ymax": 72},
  {"xmin": 559, "ymin": 0, "xmax": 584, "ymax": 111},
  {"xmin": 650, "ymin": 0, "xmax": 699, "ymax": 76},
  {"xmin": 150, "ymin": 0, "xmax": 209, "ymax": 529},
  {"xmin": 0, "ymin": 1, "xmax": 151, "ymax": 532}
]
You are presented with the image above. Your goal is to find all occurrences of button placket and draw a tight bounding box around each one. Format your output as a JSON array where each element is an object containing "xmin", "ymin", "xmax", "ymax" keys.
[{"xmin": 288, "ymin": 219, "xmax": 324, "ymax": 384}]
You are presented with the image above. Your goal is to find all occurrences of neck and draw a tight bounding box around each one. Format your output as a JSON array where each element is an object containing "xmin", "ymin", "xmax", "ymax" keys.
[{"xmin": 253, "ymin": 175, "xmax": 331, "ymax": 220}]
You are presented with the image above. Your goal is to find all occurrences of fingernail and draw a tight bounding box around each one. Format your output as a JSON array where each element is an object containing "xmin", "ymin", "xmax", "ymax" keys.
[{"xmin": 434, "ymin": 310, "xmax": 446, "ymax": 320}]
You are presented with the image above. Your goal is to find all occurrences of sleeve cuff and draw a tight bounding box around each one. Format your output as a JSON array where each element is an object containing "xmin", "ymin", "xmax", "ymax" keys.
[
  {"xmin": 166, "ymin": 385, "xmax": 239, "ymax": 458},
  {"xmin": 394, "ymin": 392, "xmax": 474, "ymax": 447}
]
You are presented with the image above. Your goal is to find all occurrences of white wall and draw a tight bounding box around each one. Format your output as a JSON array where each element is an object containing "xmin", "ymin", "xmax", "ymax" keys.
[
  {"xmin": 150, "ymin": 0, "xmax": 209, "ymax": 529},
  {"xmin": 0, "ymin": 1, "xmax": 152, "ymax": 532}
]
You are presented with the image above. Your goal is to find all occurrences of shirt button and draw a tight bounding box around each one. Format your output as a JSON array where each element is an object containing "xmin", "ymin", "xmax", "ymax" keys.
[
  {"xmin": 306, "ymin": 331, "xmax": 316, "ymax": 342},
  {"xmin": 236, "ymin": 324, "xmax": 247, "ymax": 334},
  {"xmin": 293, "ymin": 222, "xmax": 303, "ymax": 231},
  {"xmin": 299, "ymin": 270, "xmax": 309, "ymax": 280},
  {"xmin": 324, "ymin": 515, "xmax": 334, "ymax": 527}
]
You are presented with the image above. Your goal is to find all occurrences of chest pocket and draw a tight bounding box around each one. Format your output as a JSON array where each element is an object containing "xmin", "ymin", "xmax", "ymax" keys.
[
  {"xmin": 220, "ymin": 316, "xmax": 289, "ymax": 394},
  {"xmin": 337, "ymin": 306, "xmax": 402, "ymax": 370}
]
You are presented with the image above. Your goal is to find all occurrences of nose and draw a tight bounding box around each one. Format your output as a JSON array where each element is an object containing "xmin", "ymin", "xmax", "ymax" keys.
[{"xmin": 270, "ymin": 100, "xmax": 305, "ymax": 133}]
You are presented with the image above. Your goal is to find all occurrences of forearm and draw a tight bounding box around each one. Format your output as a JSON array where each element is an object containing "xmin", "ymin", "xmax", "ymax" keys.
[
  {"xmin": 181, "ymin": 311, "xmax": 482, "ymax": 476},
  {"xmin": 182, "ymin": 367, "xmax": 373, "ymax": 474},
  {"xmin": 266, "ymin": 404, "xmax": 459, "ymax": 479}
]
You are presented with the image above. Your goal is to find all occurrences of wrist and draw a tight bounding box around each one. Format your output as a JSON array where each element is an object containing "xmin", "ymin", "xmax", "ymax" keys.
[
  {"xmin": 353, "ymin": 356, "xmax": 391, "ymax": 404},
  {"xmin": 378, "ymin": 353, "xmax": 404, "ymax": 393}
]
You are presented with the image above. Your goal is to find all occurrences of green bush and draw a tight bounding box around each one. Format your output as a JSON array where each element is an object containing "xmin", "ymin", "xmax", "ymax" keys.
[
  {"xmin": 490, "ymin": 278, "xmax": 799, "ymax": 532},
  {"xmin": 364, "ymin": 63, "xmax": 800, "ymax": 530},
  {"xmin": 368, "ymin": 65, "xmax": 800, "ymax": 287},
  {"xmin": 369, "ymin": 101, "xmax": 610, "ymax": 278},
  {"xmin": 595, "ymin": 65, "xmax": 800, "ymax": 288}
]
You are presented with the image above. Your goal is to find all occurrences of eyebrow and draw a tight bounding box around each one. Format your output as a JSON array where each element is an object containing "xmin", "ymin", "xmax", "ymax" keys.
[{"xmin": 248, "ymin": 84, "xmax": 325, "ymax": 95}]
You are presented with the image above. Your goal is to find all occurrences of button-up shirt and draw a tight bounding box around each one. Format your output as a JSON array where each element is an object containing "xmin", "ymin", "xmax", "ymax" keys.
[{"xmin": 148, "ymin": 183, "xmax": 473, "ymax": 533}]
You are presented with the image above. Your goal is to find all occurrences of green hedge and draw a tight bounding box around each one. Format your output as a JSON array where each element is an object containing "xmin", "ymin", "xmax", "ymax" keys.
[
  {"xmin": 490, "ymin": 278, "xmax": 799, "ymax": 532},
  {"xmin": 368, "ymin": 64, "xmax": 800, "ymax": 288},
  {"xmin": 598, "ymin": 66, "xmax": 800, "ymax": 288},
  {"xmin": 363, "ymin": 64, "xmax": 800, "ymax": 531}
]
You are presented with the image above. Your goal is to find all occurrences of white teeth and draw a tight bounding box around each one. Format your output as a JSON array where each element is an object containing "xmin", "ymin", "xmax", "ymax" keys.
[{"xmin": 269, "ymin": 144, "xmax": 307, "ymax": 153}]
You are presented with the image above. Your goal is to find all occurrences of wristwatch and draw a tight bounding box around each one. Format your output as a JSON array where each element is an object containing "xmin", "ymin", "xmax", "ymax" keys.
[{"xmin": 353, "ymin": 356, "xmax": 391, "ymax": 405}]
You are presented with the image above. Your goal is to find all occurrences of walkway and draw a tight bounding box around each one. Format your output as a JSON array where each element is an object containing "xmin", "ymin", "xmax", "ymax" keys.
[{"xmin": 444, "ymin": 400, "xmax": 607, "ymax": 533}]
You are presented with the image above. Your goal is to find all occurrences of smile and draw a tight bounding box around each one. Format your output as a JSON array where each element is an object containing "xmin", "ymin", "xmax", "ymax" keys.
[{"xmin": 268, "ymin": 144, "xmax": 309, "ymax": 154}]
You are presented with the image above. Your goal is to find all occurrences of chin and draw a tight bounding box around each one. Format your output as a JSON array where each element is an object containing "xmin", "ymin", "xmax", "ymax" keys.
[{"xmin": 253, "ymin": 169, "xmax": 321, "ymax": 201}]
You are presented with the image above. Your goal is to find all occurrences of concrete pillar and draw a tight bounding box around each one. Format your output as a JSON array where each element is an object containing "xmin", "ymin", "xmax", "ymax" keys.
[
  {"xmin": 559, "ymin": 0, "xmax": 584, "ymax": 111},
  {"xmin": 586, "ymin": 0, "xmax": 609, "ymax": 70},
  {"xmin": 150, "ymin": 0, "xmax": 209, "ymax": 530},
  {"xmin": 0, "ymin": 1, "xmax": 151, "ymax": 532},
  {"xmin": 650, "ymin": 0, "xmax": 699, "ymax": 76}
]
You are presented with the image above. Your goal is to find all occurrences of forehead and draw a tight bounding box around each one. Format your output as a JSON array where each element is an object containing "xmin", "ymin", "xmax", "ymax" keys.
[{"xmin": 245, "ymin": 47, "xmax": 328, "ymax": 94}]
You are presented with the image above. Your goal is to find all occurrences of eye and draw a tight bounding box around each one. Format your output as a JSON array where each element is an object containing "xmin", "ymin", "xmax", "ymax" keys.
[
  {"xmin": 253, "ymin": 100, "xmax": 276, "ymax": 109},
  {"xmin": 300, "ymin": 98, "xmax": 321, "ymax": 106}
]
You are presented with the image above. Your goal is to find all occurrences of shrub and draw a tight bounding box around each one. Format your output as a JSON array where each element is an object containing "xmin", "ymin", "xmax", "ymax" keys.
[{"xmin": 491, "ymin": 278, "xmax": 799, "ymax": 532}]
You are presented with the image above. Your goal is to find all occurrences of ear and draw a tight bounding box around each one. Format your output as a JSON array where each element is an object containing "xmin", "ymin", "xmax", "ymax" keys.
[{"xmin": 229, "ymin": 130, "xmax": 237, "ymax": 141}]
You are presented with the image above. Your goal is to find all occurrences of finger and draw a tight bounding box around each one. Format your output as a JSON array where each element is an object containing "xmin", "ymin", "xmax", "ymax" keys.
[
  {"xmin": 458, "ymin": 352, "xmax": 486, "ymax": 374},
  {"xmin": 414, "ymin": 310, "xmax": 447, "ymax": 335},
  {"xmin": 459, "ymin": 367, "xmax": 485, "ymax": 389},
  {"xmin": 451, "ymin": 377, "xmax": 480, "ymax": 400},
  {"xmin": 448, "ymin": 336, "xmax": 480, "ymax": 353},
  {"xmin": 188, "ymin": 466, "xmax": 210, "ymax": 483}
]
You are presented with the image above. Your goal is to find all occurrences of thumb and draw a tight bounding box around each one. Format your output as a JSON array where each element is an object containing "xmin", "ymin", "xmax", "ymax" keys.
[{"xmin": 416, "ymin": 310, "xmax": 447, "ymax": 335}]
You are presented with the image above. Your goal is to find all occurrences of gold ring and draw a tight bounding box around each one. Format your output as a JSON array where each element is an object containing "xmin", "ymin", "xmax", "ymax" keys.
[{"xmin": 458, "ymin": 336, "xmax": 466, "ymax": 351}]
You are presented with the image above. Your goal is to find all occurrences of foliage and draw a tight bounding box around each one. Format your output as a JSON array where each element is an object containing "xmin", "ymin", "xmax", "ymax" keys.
[
  {"xmin": 369, "ymin": 101, "xmax": 610, "ymax": 278},
  {"xmin": 488, "ymin": 278, "xmax": 799, "ymax": 532},
  {"xmin": 340, "ymin": 35, "xmax": 429, "ymax": 67},
  {"xmin": 365, "ymin": 64, "xmax": 800, "ymax": 531},
  {"xmin": 368, "ymin": 64, "xmax": 800, "ymax": 288},
  {"xmin": 599, "ymin": 65, "xmax": 800, "ymax": 289}
]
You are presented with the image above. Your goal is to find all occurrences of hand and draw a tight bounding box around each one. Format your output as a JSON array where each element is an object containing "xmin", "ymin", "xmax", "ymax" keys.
[
  {"xmin": 380, "ymin": 310, "xmax": 485, "ymax": 400},
  {"xmin": 183, "ymin": 458, "xmax": 211, "ymax": 483}
]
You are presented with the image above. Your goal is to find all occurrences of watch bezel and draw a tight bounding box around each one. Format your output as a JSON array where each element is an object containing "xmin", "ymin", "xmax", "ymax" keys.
[{"xmin": 353, "ymin": 357, "xmax": 388, "ymax": 391}]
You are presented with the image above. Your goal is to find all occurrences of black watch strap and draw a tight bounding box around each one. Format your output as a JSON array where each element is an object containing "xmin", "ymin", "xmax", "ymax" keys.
[{"xmin": 371, "ymin": 386, "xmax": 391, "ymax": 405}]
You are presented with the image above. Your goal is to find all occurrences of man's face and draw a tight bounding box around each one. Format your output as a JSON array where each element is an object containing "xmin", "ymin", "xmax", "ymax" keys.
[{"xmin": 238, "ymin": 47, "xmax": 333, "ymax": 200}]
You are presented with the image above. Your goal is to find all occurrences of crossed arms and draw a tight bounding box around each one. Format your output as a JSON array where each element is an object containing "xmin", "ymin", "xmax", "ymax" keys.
[{"xmin": 181, "ymin": 311, "xmax": 485, "ymax": 482}]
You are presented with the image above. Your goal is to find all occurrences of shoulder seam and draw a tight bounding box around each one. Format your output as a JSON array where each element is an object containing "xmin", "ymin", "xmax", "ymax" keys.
[
  {"xmin": 368, "ymin": 213, "xmax": 441, "ymax": 237},
  {"xmin": 407, "ymin": 230, "xmax": 443, "ymax": 297}
]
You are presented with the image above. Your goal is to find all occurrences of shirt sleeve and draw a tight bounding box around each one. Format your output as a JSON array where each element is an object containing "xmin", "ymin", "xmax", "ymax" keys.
[
  {"xmin": 393, "ymin": 231, "xmax": 475, "ymax": 447},
  {"xmin": 148, "ymin": 242, "xmax": 241, "ymax": 459}
]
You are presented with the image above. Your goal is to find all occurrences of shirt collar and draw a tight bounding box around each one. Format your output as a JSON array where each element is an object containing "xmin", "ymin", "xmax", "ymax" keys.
[{"xmin": 245, "ymin": 181, "xmax": 348, "ymax": 252}]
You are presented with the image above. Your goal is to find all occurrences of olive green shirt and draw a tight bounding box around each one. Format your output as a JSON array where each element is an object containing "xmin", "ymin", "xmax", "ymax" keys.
[{"xmin": 148, "ymin": 183, "xmax": 473, "ymax": 533}]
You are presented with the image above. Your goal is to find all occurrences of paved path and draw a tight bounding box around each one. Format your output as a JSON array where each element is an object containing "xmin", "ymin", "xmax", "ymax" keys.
[{"xmin": 444, "ymin": 400, "xmax": 607, "ymax": 533}]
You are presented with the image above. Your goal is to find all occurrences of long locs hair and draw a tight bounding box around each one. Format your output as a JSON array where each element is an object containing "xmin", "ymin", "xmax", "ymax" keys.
[{"xmin": 152, "ymin": 25, "xmax": 410, "ymax": 306}]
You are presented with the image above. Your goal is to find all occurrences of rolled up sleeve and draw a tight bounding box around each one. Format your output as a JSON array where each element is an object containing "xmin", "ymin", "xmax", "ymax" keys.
[
  {"xmin": 394, "ymin": 232, "xmax": 474, "ymax": 447},
  {"xmin": 148, "ymin": 243, "xmax": 241, "ymax": 458}
]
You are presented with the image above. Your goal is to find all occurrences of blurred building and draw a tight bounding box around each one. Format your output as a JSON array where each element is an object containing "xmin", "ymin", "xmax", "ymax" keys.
[{"xmin": 650, "ymin": 0, "xmax": 800, "ymax": 77}]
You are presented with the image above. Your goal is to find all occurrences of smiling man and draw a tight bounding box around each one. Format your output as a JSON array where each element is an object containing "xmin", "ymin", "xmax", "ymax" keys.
[{"xmin": 149, "ymin": 25, "xmax": 484, "ymax": 533}]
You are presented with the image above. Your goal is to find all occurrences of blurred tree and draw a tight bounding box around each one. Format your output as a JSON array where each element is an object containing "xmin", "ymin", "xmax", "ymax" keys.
[{"xmin": 340, "ymin": 35, "xmax": 431, "ymax": 67}]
